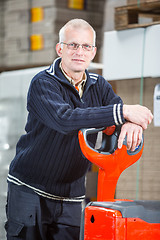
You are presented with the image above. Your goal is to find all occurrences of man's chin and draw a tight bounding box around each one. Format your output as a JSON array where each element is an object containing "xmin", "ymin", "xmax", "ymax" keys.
[
  {"xmin": 72, "ymin": 64, "xmax": 88, "ymax": 73},
  {"xmin": 72, "ymin": 67, "xmax": 85, "ymax": 73}
]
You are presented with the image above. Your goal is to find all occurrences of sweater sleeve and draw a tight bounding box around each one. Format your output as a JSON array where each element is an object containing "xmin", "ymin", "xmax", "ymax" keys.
[
  {"xmin": 101, "ymin": 76, "xmax": 125, "ymax": 126},
  {"xmin": 27, "ymin": 76, "xmax": 125, "ymax": 134}
]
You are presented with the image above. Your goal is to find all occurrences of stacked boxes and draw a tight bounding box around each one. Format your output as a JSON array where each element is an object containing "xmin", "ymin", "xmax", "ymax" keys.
[
  {"xmin": 2, "ymin": 0, "xmax": 57, "ymax": 68},
  {"xmin": 30, "ymin": 0, "xmax": 59, "ymax": 66},
  {"xmin": 4, "ymin": 2, "xmax": 31, "ymax": 67},
  {"xmin": 0, "ymin": 0, "xmax": 105, "ymax": 69}
]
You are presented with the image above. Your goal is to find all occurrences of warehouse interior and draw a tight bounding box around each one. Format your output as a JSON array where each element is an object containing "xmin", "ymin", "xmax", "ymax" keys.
[{"xmin": 0, "ymin": 0, "xmax": 160, "ymax": 239}]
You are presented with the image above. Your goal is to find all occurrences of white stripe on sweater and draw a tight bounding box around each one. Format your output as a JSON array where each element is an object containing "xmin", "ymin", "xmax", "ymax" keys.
[
  {"xmin": 113, "ymin": 104, "xmax": 118, "ymax": 125},
  {"xmin": 7, "ymin": 174, "xmax": 85, "ymax": 202},
  {"xmin": 117, "ymin": 103, "xmax": 123, "ymax": 124},
  {"xmin": 89, "ymin": 73, "xmax": 98, "ymax": 80}
]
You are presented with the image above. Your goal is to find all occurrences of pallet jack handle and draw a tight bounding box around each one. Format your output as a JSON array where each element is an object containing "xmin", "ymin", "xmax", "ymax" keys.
[{"xmin": 78, "ymin": 125, "xmax": 144, "ymax": 201}]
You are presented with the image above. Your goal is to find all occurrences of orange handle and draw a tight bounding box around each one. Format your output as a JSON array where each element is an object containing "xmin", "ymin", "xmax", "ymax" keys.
[{"xmin": 78, "ymin": 127, "xmax": 144, "ymax": 201}]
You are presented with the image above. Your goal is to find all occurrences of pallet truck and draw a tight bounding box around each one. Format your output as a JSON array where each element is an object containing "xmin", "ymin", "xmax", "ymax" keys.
[{"xmin": 78, "ymin": 126, "xmax": 160, "ymax": 240}]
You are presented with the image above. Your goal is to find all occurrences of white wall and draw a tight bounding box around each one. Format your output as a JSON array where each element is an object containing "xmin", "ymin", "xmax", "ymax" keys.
[{"xmin": 103, "ymin": 24, "xmax": 160, "ymax": 80}]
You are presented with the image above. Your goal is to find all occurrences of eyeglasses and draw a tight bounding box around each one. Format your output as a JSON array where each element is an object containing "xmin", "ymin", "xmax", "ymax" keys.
[{"xmin": 60, "ymin": 42, "xmax": 95, "ymax": 51}]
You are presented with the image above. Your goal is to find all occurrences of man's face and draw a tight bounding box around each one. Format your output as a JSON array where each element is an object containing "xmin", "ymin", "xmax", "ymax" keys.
[{"xmin": 56, "ymin": 27, "xmax": 97, "ymax": 75}]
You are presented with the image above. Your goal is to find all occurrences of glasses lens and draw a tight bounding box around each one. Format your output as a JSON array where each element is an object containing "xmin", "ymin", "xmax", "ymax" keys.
[
  {"xmin": 68, "ymin": 43, "xmax": 78, "ymax": 50},
  {"xmin": 82, "ymin": 44, "xmax": 93, "ymax": 51}
]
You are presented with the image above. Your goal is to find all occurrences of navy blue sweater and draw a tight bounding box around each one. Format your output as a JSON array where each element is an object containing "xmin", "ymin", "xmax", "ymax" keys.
[{"xmin": 8, "ymin": 58, "xmax": 125, "ymax": 200}]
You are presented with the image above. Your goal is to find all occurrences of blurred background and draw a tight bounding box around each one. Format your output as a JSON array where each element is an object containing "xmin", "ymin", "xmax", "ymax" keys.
[{"xmin": 0, "ymin": 0, "xmax": 160, "ymax": 239}]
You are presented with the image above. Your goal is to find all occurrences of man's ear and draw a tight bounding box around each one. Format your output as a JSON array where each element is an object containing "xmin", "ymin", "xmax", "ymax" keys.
[
  {"xmin": 56, "ymin": 43, "xmax": 62, "ymax": 57},
  {"xmin": 91, "ymin": 47, "xmax": 97, "ymax": 61}
]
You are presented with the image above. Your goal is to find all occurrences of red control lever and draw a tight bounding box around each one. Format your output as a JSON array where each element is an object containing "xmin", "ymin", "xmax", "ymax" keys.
[{"xmin": 78, "ymin": 126, "xmax": 144, "ymax": 201}]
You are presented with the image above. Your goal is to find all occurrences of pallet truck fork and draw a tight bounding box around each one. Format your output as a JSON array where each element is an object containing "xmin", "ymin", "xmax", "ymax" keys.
[{"xmin": 78, "ymin": 126, "xmax": 160, "ymax": 240}]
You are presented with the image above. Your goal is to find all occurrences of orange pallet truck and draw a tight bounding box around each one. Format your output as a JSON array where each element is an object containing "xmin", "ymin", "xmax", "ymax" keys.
[{"xmin": 78, "ymin": 126, "xmax": 160, "ymax": 240}]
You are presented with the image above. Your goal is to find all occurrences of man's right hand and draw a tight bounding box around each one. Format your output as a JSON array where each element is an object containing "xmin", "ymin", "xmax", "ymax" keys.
[{"xmin": 123, "ymin": 104, "xmax": 153, "ymax": 130}]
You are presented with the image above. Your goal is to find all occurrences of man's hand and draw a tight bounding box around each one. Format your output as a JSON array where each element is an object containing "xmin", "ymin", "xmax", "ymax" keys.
[
  {"xmin": 123, "ymin": 104, "xmax": 153, "ymax": 130},
  {"xmin": 118, "ymin": 122, "xmax": 143, "ymax": 151}
]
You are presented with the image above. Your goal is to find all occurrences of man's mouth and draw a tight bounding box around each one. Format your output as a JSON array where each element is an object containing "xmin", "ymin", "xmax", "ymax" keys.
[{"xmin": 72, "ymin": 59, "xmax": 85, "ymax": 63}]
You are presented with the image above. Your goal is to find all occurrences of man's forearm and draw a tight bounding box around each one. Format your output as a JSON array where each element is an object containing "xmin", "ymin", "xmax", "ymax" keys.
[{"xmin": 123, "ymin": 104, "xmax": 153, "ymax": 130}]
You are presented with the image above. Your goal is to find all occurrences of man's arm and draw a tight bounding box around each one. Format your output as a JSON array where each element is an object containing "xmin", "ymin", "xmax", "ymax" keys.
[
  {"xmin": 118, "ymin": 104, "xmax": 153, "ymax": 151},
  {"xmin": 123, "ymin": 104, "xmax": 153, "ymax": 129}
]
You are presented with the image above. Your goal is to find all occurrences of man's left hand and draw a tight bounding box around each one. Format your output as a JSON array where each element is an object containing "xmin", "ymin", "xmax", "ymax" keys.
[{"xmin": 118, "ymin": 122, "xmax": 143, "ymax": 152}]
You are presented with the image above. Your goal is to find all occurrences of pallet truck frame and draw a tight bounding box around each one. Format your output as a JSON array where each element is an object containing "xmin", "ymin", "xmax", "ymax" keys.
[{"xmin": 78, "ymin": 126, "xmax": 160, "ymax": 240}]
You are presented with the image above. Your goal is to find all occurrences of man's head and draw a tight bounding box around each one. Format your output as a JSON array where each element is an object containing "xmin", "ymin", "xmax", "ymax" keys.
[
  {"xmin": 59, "ymin": 19, "xmax": 96, "ymax": 46},
  {"xmin": 56, "ymin": 19, "xmax": 97, "ymax": 79}
]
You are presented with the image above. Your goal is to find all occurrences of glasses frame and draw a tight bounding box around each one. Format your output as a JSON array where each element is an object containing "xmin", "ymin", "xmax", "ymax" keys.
[{"xmin": 60, "ymin": 42, "xmax": 95, "ymax": 51}]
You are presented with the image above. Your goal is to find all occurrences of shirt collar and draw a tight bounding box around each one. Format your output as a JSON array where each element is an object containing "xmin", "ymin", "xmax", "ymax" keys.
[{"xmin": 59, "ymin": 62, "xmax": 86, "ymax": 87}]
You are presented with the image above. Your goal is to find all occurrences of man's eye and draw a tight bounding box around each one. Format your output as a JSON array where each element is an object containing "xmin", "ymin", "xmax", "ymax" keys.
[
  {"xmin": 70, "ymin": 43, "xmax": 77, "ymax": 48},
  {"xmin": 83, "ymin": 44, "xmax": 92, "ymax": 50}
]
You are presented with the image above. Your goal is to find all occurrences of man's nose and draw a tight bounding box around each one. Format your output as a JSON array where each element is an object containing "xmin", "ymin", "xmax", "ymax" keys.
[{"xmin": 75, "ymin": 45, "xmax": 84, "ymax": 54}]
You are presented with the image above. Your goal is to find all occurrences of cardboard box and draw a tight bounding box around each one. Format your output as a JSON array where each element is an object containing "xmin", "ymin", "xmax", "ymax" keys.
[
  {"xmin": 5, "ymin": 0, "xmax": 30, "ymax": 12},
  {"xmin": 31, "ymin": 0, "xmax": 55, "ymax": 8},
  {"xmin": 5, "ymin": 23, "xmax": 29, "ymax": 38},
  {"xmin": 86, "ymin": 0, "xmax": 106, "ymax": 12},
  {"xmin": 4, "ymin": 51, "xmax": 30, "ymax": 67},
  {"xmin": 31, "ymin": 21, "xmax": 55, "ymax": 35},
  {"xmin": 4, "ymin": 9, "xmax": 30, "ymax": 25},
  {"xmin": 56, "ymin": 8, "xmax": 103, "ymax": 27},
  {"xmin": 4, "ymin": 38, "xmax": 29, "ymax": 53},
  {"xmin": 43, "ymin": 34, "xmax": 57, "ymax": 49},
  {"xmin": 30, "ymin": 49, "xmax": 56, "ymax": 65},
  {"xmin": 4, "ymin": 10, "xmax": 30, "ymax": 38},
  {"xmin": 31, "ymin": 7, "xmax": 57, "ymax": 34}
]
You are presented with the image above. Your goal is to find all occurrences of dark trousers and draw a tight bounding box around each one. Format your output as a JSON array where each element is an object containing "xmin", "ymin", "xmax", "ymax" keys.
[{"xmin": 5, "ymin": 183, "xmax": 82, "ymax": 240}]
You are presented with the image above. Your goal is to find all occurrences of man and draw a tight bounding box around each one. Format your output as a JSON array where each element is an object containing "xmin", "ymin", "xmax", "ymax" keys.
[{"xmin": 5, "ymin": 19, "xmax": 153, "ymax": 240}]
